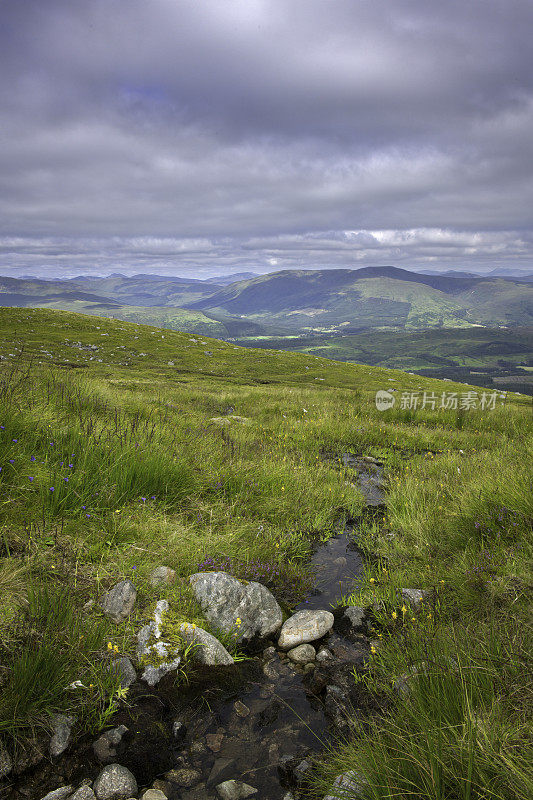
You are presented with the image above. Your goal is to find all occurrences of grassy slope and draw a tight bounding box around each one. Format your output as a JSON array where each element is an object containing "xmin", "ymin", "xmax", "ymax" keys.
[{"xmin": 0, "ymin": 307, "xmax": 531, "ymax": 799}]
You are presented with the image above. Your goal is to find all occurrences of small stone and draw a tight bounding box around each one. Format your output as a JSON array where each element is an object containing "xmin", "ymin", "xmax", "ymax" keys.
[
  {"xmin": 165, "ymin": 768, "xmax": 201, "ymax": 788},
  {"xmin": 324, "ymin": 769, "xmax": 368, "ymax": 800},
  {"xmin": 172, "ymin": 720, "xmax": 187, "ymax": 740},
  {"xmin": 108, "ymin": 657, "xmax": 136, "ymax": 689},
  {"xmin": 93, "ymin": 764, "xmax": 138, "ymax": 799},
  {"xmin": 206, "ymin": 733, "xmax": 224, "ymax": 752},
  {"xmin": 287, "ymin": 644, "xmax": 316, "ymax": 664},
  {"xmin": 150, "ymin": 566, "xmax": 176, "ymax": 588},
  {"xmin": 207, "ymin": 758, "xmax": 237, "ymax": 788},
  {"xmin": 70, "ymin": 786, "xmax": 97, "ymax": 800},
  {"xmin": 93, "ymin": 725, "xmax": 128, "ymax": 763},
  {"xmin": 278, "ymin": 610, "xmax": 334, "ymax": 649},
  {"xmin": 151, "ymin": 780, "xmax": 172, "ymax": 797},
  {"xmin": 40, "ymin": 787, "xmax": 74, "ymax": 800},
  {"xmin": 49, "ymin": 714, "xmax": 76, "ymax": 757},
  {"xmin": 140, "ymin": 791, "xmax": 167, "ymax": 800},
  {"xmin": 234, "ymin": 700, "xmax": 250, "ymax": 717},
  {"xmin": 294, "ymin": 758, "xmax": 312, "ymax": 785},
  {"xmin": 0, "ymin": 742, "xmax": 12, "ymax": 778},
  {"xmin": 303, "ymin": 662, "xmax": 315, "ymax": 674},
  {"xmin": 216, "ymin": 780, "xmax": 258, "ymax": 800},
  {"xmin": 344, "ymin": 606, "xmax": 365, "ymax": 631},
  {"xmin": 316, "ymin": 648, "xmax": 333, "ymax": 663},
  {"xmin": 282, "ymin": 794, "xmax": 295, "ymax": 800},
  {"xmin": 190, "ymin": 740, "xmax": 208, "ymax": 755},
  {"xmin": 399, "ymin": 588, "xmax": 429, "ymax": 607},
  {"xmin": 99, "ymin": 580, "xmax": 137, "ymax": 623}
]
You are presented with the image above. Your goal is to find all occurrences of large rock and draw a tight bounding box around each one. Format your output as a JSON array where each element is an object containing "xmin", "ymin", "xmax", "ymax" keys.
[
  {"xmin": 189, "ymin": 572, "xmax": 282, "ymax": 643},
  {"xmin": 278, "ymin": 610, "xmax": 334, "ymax": 649},
  {"xmin": 49, "ymin": 714, "xmax": 76, "ymax": 757},
  {"xmin": 93, "ymin": 764, "xmax": 138, "ymax": 799},
  {"xmin": 178, "ymin": 623, "xmax": 234, "ymax": 665},
  {"xmin": 324, "ymin": 770, "xmax": 368, "ymax": 800},
  {"xmin": 99, "ymin": 581, "xmax": 137, "ymax": 623}
]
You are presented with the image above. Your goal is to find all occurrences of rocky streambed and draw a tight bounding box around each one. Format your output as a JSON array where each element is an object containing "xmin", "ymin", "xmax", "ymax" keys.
[{"xmin": 2, "ymin": 457, "xmax": 392, "ymax": 800}]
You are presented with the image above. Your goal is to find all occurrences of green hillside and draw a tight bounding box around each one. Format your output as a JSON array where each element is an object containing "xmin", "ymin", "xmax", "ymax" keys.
[
  {"xmin": 0, "ymin": 308, "xmax": 531, "ymax": 800},
  {"xmin": 235, "ymin": 327, "xmax": 533, "ymax": 395},
  {"xmin": 189, "ymin": 268, "xmax": 533, "ymax": 329}
]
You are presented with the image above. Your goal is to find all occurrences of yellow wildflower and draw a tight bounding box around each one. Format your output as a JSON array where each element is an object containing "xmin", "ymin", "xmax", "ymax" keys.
[
  {"xmin": 370, "ymin": 645, "xmax": 377, "ymax": 655},
  {"xmin": 392, "ymin": 611, "xmax": 397, "ymax": 620},
  {"xmin": 107, "ymin": 642, "xmax": 113, "ymax": 651}
]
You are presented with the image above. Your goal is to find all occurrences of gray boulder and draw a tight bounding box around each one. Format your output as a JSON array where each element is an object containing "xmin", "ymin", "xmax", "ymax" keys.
[
  {"xmin": 93, "ymin": 764, "xmax": 138, "ymax": 800},
  {"xmin": 344, "ymin": 606, "xmax": 365, "ymax": 631},
  {"xmin": 99, "ymin": 581, "xmax": 137, "ymax": 623},
  {"xmin": 287, "ymin": 644, "xmax": 316, "ymax": 664},
  {"xmin": 149, "ymin": 566, "xmax": 176, "ymax": 588},
  {"xmin": 189, "ymin": 572, "xmax": 282, "ymax": 643},
  {"xmin": 178, "ymin": 623, "xmax": 234, "ymax": 665},
  {"xmin": 216, "ymin": 780, "xmax": 257, "ymax": 800},
  {"xmin": 49, "ymin": 714, "xmax": 76, "ymax": 757},
  {"xmin": 40, "ymin": 788, "xmax": 73, "ymax": 800},
  {"xmin": 0, "ymin": 742, "xmax": 12, "ymax": 778},
  {"xmin": 278, "ymin": 610, "xmax": 334, "ymax": 649},
  {"xmin": 324, "ymin": 769, "xmax": 368, "ymax": 799},
  {"xmin": 93, "ymin": 725, "xmax": 128, "ymax": 763},
  {"xmin": 108, "ymin": 657, "xmax": 136, "ymax": 689}
]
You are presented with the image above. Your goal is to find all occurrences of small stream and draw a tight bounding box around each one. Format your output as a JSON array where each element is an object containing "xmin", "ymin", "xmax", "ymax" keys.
[{"xmin": 5, "ymin": 457, "xmax": 386, "ymax": 800}]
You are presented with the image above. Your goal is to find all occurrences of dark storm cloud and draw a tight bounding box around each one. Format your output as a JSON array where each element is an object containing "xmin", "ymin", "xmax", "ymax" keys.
[{"xmin": 1, "ymin": 0, "xmax": 532, "ymax": 276}]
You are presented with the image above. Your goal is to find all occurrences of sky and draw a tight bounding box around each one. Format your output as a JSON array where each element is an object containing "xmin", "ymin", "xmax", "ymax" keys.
[{"xmin": 1, "ymin": 0, "xmax": 533, "ymax": 279}]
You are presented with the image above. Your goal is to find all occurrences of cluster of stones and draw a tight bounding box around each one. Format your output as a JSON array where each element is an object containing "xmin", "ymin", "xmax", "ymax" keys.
[{"xmin": 2, "ymin": 558, "xmax": 431, "ymax": 799}]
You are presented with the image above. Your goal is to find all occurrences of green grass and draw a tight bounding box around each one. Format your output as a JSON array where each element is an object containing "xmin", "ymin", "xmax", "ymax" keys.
[{"xmin": 0, "ymin": 307, "xmax": 531, "ymax": 799}]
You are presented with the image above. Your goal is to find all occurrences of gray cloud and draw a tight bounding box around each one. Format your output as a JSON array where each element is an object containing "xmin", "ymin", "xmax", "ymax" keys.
[{"xmin": 1, "ymin": 0, "xmax": 532, "ymax": 277}]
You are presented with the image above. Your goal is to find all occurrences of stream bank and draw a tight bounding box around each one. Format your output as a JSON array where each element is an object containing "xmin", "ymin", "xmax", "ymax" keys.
[{"xmin": 2, "ymin": 457, "xmax": 387, "ymax": 800}]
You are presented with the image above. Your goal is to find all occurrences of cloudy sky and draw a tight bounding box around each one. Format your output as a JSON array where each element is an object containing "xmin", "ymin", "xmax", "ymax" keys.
[{"xmin": 1, "ymin": 0, "xmax": 532, "ymax": 278}]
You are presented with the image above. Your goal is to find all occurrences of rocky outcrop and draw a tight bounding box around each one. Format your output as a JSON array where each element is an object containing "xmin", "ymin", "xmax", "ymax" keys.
[
  {"xmin": 189, "ymin": 572, "xmax": 282, "ymax": 643},
  {"xmin": 277, "ymin": 610, "xmax": 334, "ymax": 649}
]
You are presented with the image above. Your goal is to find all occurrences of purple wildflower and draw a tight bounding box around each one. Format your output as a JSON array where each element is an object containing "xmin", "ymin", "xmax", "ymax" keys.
[
  {"xmin": 9, "ymin": 459, "xmax": 14, "ymax": 464},
  {"xmin": 29, "ymin": 476, "xmax": 34, "ymax": 482},
  {"xmin": 31, "ymin": 456, "xmax": 36, "ymax": 462},
  {"xmin": 50, "ymin": 487, "xmax": 54, "ymax": 492}
]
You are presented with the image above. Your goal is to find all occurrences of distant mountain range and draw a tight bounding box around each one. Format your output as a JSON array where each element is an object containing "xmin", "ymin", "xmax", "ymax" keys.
[{"xmin": 1, "ymin": 266, "xmax": 532, "ymax": 333}]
